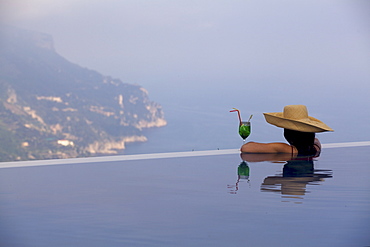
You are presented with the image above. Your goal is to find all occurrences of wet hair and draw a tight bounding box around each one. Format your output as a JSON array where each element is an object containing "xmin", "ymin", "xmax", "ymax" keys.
[{"xmin": 283, "ymin": 129, "xmax": 316, "ymax": 156}]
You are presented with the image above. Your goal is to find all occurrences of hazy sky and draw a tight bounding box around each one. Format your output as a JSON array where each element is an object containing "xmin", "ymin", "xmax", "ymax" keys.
[{"xmin": 1, "ymin": 0, "xmax": 370, "ymax": 145}]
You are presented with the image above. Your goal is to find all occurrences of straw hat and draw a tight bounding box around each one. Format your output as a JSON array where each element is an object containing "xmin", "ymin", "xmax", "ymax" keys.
[{"xmin": 263, "ymin": 105, "xmax": 333, "ymax": 133}]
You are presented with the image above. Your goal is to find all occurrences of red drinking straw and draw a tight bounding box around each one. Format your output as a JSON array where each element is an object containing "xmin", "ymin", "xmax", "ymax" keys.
[{"xmin": 230, "ymin": 108, "xmax": 242, "ymax": 126}]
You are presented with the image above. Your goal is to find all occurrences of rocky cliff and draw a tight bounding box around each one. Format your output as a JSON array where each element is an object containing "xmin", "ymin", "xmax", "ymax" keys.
[{"xmin": 0, "ymin": 26, "xmax": 166, "ymax": 162}]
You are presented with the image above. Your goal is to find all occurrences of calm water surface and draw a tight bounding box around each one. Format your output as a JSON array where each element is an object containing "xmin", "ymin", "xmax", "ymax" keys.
[{"xmin": 0, "ymin": 146, "xmax": 369, "ymax": 247}]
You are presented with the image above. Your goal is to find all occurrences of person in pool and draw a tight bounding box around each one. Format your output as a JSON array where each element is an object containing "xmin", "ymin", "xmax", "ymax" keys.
[{"xmin": 241, "ymin": 105, "xmax": 333, "ymax": 156}]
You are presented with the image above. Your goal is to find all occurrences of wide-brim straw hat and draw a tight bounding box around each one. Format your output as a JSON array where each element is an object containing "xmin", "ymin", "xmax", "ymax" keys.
[{"xmin": 263, "ymin": 105, "xmax": 333, "ymax": 133}]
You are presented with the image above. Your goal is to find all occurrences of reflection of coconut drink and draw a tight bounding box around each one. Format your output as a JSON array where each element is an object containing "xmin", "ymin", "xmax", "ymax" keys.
[
  {"xmin": 230, "ymin": 108, "xmax": 252, "ymax": 143},
  {"xmin": 238, "ymin": 161, "xmax": 250, "ymax": 180}
]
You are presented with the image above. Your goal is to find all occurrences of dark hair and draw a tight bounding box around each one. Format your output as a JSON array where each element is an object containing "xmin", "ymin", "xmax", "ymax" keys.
[{"xmin": 283, "ymin": 129, "xmax": 316, "ymax": 156}]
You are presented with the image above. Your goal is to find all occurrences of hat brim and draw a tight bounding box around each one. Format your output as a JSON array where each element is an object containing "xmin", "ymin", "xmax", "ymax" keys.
[{"xmin": 264, "ymin": 112, "xmax": 334, "ymax": 133}]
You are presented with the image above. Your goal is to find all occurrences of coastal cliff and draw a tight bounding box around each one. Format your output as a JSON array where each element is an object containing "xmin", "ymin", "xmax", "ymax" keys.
[{"xmin": 0, "ymin": 26, "xmax": 166, "ymax": 161}]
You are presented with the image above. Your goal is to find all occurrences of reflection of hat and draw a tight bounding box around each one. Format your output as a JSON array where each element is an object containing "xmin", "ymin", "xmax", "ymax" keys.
[{"xmin": 263, "ymin": 105, "xmax": 333, "ymax": 133}]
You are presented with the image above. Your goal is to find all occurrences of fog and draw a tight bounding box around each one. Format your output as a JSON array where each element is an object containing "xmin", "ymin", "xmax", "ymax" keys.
[{"xmin": 1, "ymin": 0, "xmax": 370, "ymax": 151}]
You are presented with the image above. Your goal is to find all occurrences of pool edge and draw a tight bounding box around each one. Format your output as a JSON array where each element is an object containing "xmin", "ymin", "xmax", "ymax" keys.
[{"xmin": 1, "ymin": 141, "xmax": 369, "ymax": 169}]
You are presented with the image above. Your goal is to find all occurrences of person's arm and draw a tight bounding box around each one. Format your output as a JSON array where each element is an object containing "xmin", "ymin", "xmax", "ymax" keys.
[
  {"xmin": 313, "ymin": 138, "xmax": 321, "ymax": 156},
  {"xmin": 314, "ymin": 138, "xmax": 321, "ymax": 150},
  {"xmin": 240, "ymin": 141, "xmax": 296, "ymax": 154}
]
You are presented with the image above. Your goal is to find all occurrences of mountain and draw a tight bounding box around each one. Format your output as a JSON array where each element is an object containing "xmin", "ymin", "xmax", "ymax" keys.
[{"xmin": 0, "ymin": 26, "xmax": 166, "ymax": 162}]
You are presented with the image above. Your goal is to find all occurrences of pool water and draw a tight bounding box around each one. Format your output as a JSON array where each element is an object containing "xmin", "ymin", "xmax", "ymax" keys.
[{"xmin": 0, "ymin": 146, "xmax": 369, "ymax": 247}]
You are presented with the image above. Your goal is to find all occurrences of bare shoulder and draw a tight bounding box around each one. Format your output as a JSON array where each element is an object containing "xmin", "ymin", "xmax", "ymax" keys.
[{"xmin": 241, "ymin": 141, "xmax": 294, "ymax": 154}]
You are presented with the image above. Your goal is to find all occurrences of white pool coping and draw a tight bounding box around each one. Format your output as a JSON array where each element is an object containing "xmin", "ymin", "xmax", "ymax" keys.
[{"xmin": 0, "ymin": 141, "xmax": 369, "ymax": 169}]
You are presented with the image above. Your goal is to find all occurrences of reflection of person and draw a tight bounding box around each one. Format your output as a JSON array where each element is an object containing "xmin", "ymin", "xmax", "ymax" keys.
[
  {"xmin": 261, "ymin": 156, "xmax": 332, "ymax": 198},
  {"xmin": 241, "ymin": 105, "xmax": 333, "ymax": 156}
]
